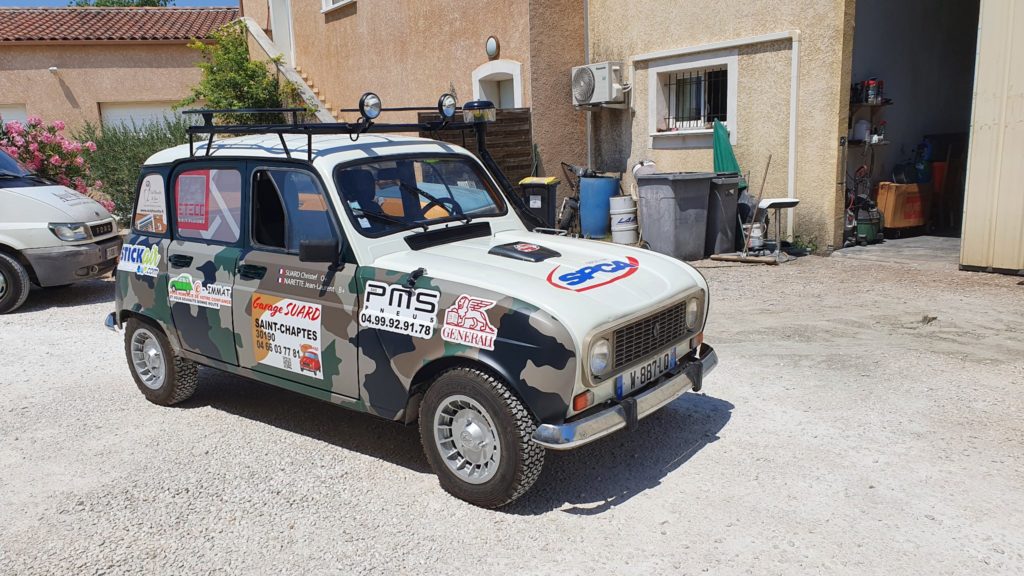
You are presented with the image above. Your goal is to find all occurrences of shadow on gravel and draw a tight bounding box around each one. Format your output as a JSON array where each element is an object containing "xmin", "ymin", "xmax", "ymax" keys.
[
  {"xmin": 17, "ymin": 277, "xmax": 115, "ymax": 313},
  {"xmin": 503, "ymin": 393, "xmax": 733, "ymax": 516},
  {"xmin": 184, "ymin": 368, "xmax": 431, "ymax": 474}
]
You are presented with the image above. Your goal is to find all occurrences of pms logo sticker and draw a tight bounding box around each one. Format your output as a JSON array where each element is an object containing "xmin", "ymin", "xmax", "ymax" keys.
[
  {"xmin": 441, "ymin": 295, "xmax": 497, "ymax": 350},
  {"xmin": 359, "ymin": 280, "xmax": 440, "ymax": 339},
  {"xmin": 546, "ymin": 256, "xmax": 640, "ymax": 292}
]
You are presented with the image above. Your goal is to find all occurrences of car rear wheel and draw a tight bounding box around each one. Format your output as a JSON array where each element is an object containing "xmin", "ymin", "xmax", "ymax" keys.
[
  {"xmin": 419, "ymin": 367, "xmax": 544, "ymax": 508},
  {"xmin": 124, "ymin": 318, "xmax": 198, "ymax": 405},
  {"xmin": 0, "ymin": 252, "xmax": 31, "ymax": 314}
]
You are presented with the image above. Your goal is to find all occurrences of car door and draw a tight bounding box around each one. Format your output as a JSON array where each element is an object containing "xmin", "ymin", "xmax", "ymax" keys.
[
  {"xmin": 167, "ymin": 162, "xmax": 243, "ymax": 366},
  {"xmin": 232, "ymin": 162, "xmax": 360, "ymax": 399}
]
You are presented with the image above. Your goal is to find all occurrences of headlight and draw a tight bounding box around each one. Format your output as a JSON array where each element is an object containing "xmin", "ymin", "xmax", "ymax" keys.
[
  {"xmin": 589, "ymin": 338, "xmax": 612, "ymax": 377},
  {"xmin": 686, "ymin": 297, "xmax": 700, "ymax": 328},
  {"xmin": 358, "ymin": 92, "xmax": 382, "ymax": 120},
  {"xmin": 49, "ymin": 223, "xmax": 88, "ymax": 241},
  {"xmin": 437, "ymin": 93, "xmax": 458, "ymax": 119}
]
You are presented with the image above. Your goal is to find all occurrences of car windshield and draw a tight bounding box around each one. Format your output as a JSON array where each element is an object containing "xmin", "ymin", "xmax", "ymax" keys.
[
  {"xmin": 335, "ymin": 156, "xmax": 506, "ymax": 236},
  {"xmin": 0, "ymin": 149, "xmax": 31, "ymax": 177}
]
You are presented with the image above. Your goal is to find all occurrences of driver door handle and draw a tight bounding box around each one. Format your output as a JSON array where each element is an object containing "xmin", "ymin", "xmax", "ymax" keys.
[
  {"xmin": 168, "ymin": 254, "xmax": 193, "ymax": 268},
  {"xmin": 237, "ymin": 264, "xmax": 267, "ymax": 280}
]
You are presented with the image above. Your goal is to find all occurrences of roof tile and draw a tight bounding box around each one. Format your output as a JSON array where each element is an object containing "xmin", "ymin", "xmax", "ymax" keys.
[{"xmin": 0, "ymin": 7, "xmax": 239, "ymax": 43}]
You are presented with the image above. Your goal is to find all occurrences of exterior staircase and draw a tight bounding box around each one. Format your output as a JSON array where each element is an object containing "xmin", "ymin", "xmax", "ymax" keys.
[
  {"xmin": 239, "ymin": 16, "xmax": 336, "ymax": 123},
  {"xmin": 293, "ymin": 65, "xmax": 339, "ymax": 120}
]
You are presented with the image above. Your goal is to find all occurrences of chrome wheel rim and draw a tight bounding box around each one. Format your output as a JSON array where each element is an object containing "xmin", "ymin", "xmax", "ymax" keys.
[
  {"xmin": 433, "ymin": 394, "xmax": 501, "ymax": 484},
  {"xmin": 130, "ymin": 328, "xmax": 165, "ymax": 390}
]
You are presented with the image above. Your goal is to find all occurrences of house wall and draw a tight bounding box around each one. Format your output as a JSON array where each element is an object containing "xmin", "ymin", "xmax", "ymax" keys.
[
  {"xmin": 0, "ymin": 43, "xmax": 202, "ymax": 130},
  {"xmin": 588, "ymin": 0, "xmax": 856, "ymax": 250},
  {"xmin": 242, "ymin": 0, "xmax": 586, "ymax": 183},
  {"xmin": 847, "ymin": 0, "xmax": 980, "ymax": 183}
]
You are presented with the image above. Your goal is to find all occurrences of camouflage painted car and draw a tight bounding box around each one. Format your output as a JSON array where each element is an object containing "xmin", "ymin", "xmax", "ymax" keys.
[{"xmin": 106, "ymin": 130, "xmax": 717, "ymax": 508}]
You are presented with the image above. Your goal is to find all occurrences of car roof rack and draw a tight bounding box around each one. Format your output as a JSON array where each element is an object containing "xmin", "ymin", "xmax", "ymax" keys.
[{"xmin": 181, "ymin": 93, "xmax": 481, "ymax": 162}]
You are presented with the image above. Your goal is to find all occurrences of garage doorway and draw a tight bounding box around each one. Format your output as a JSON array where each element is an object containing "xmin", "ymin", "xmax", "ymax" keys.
[{"xmin": 844, "ymin": 0, "xmax": 980, "ymax": 247}]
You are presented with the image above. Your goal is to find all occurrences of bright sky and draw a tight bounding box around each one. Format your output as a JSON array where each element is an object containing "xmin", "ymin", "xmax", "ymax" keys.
[{"xmin": 0, "ymin": 1, "xmax": 237, "ymax": 6}]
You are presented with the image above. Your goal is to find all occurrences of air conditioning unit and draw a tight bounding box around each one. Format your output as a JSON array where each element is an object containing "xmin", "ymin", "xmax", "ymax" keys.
[{"xmin": 571, "ymin": 61, "xmax": 624, "ymax": 107}]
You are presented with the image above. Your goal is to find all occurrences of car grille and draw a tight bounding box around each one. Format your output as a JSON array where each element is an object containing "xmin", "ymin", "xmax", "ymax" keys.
[
  {"xmin": 612, "ymin": 302, "xmax": 688, "ymax": 370},
  {"xmin": 90, "ymin": 222, "xmax": 113, "ymax": 237}
]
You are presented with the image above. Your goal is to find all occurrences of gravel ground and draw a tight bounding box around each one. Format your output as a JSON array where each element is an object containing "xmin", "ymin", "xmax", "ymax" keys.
[{"xmin": 1, "ymin": 254, "xmax": 1022, "ymax": 575}]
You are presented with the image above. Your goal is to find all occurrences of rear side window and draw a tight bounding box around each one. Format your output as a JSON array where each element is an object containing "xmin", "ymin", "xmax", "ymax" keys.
[
  {"xmin": 174, "ymin": 168, "xmax": 242, "ymax": 244},
  {"xmin": 251, "ymin": 168, "xmax": 336, "ymax": 252},
  {"xmin": 133, "ymin": 173, "xmax": 169, "ymax": 235}
]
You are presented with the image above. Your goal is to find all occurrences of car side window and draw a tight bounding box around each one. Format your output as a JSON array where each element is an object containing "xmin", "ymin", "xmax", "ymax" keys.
[
  {"xmin": 251, "ymin": 168, "xmax": 336, "ymax": 252},
  {"xmin": 133, "ymin": 172, "xmax": 169, "ymax": 235},
  {"xmin": 173, "ymin": 168, "xmax": 243, "ymax": 244}
]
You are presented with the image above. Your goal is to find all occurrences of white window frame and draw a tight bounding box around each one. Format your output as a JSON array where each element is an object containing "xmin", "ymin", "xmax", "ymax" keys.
[
  {"xmin": 471, "ymin": 60, "xmax": 524, "ymax": 109},
  {"xmin": 647, "ymin": 49, "xmax": 738, "ymax": 146},
  {"xmin": 321, "ymin": 0, "xmax": 355, "ymax": 14}
]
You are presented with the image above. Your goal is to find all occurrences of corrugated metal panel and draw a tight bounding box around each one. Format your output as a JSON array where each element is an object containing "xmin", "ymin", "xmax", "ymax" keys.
[{"xmin": 961, "ymin": 0, "xmax": 1024, "ymax": 274}]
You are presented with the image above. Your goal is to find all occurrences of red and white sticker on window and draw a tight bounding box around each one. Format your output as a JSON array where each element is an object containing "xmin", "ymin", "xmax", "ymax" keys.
[{"xmin": 176, "ymin": 173, "xmax": 210, "ymax": 230}]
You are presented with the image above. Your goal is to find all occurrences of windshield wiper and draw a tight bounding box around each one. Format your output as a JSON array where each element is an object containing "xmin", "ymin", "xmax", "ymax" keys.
[
  {"xmin": 0, "ymin": 170, "xmax": 26, "ymax": 178},
  {"xmin": 353, "ymin": 209, "xmax": 429, "ymax": 232},
  {"xmin": 398, "ymin": 181, "xmax": 472, "ymax": 224},
  {"xmin": 0, "ymin": 170, "xmax": 50, "ymax": 183}
]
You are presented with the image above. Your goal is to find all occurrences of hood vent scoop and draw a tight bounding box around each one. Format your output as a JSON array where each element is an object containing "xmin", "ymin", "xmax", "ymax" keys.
[{"xmin": 488, "ymin": 242, "xmax": 561, "ymax": 262}]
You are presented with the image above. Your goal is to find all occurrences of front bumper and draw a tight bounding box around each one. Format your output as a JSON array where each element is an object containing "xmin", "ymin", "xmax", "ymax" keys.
[
  {"xmin": 532, "ymin": 344, "xmax": 718, "ymax": 450},
  {"xmin": 22, "ymin": 236, "xmax": 122, "ymax": 287}
]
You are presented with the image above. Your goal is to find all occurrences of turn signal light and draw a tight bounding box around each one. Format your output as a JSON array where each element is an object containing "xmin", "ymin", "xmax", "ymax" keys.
[{"xmin": 573, "ymin": 390, "xmax": 594, "ymax": 412}]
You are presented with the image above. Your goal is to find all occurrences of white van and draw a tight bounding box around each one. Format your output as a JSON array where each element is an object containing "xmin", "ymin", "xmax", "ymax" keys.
[{"xmin": 0, "ymin": 149, "xmax": 121, "ymax": 313}]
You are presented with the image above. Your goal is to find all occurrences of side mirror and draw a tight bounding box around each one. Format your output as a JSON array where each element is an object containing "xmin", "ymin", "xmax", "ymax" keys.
[{"xmin": 299, "ymin": 238, "xmax": 340, "ymax": 263}]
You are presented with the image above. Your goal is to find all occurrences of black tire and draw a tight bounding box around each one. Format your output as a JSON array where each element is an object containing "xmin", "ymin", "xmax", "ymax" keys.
[
  {"xmin": 124, "ymin": 318, "xmax": 198, "ymax": 405},
  {"xmin": 0, "ymin": 252, "xmax": 31, "ymax": 314},
  {"xmin": 419, "ymin": 367, "xmax": 544, "ymax": 508}
]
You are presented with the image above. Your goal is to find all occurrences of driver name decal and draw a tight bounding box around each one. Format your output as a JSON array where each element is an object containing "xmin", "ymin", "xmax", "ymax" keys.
[{"xmin": 546, "ymin": 257, "xmax": 639, "ymax": 292}]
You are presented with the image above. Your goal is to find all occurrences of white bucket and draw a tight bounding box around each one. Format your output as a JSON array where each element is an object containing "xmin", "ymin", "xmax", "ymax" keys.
[
  {"xmin": 611, "ymin": 224, "xmax": 639, "ymax": 244},
  {"xmin": 743, "ymin": 222, "xmax": 765, "ymax": 249}
]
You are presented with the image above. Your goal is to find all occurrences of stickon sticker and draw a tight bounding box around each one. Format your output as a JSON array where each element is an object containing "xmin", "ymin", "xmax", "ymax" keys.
[
  {"xmin": 117, "ymin": 244, "xmax": 161, "ymax": 277},
  {"xmin": 167, "ymin": 273, "xmax": 232, "ymax": 309},
  {"xmin": 359, "ymin": 280, "xmax": 440, "ymax": 339},
  {"xmin": 546, "ymin": 257, "xmax": 640, "ymax": 292},
  {"xmin": 441, "ymin": 295, "xmax": 497, "ymax": 350},
  {"xmin": 251, "ymin": 294, "xmax": 323, "ymax": 379}
]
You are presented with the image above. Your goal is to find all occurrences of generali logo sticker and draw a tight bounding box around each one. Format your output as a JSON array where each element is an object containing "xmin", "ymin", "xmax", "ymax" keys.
[
  {"xmin": 546, "ymin": 256, "xmax": 639, "ymax": 292},
  {"xmin": 441, "ymin": 295, "xmax": 497, "ymax": 350}
]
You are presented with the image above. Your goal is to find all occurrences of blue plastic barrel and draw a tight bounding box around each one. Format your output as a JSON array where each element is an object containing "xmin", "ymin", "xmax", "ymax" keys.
[{"xmin": 579, "ymin": 176, "xmax": 620, "ymax": 238}]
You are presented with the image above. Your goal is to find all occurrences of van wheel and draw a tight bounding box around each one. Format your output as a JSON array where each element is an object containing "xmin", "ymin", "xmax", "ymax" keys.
[
  {"xmin": 419, "ymin": 367, "xmax": 544, "ymax": 508},
  {"xmin": 124, "ymin": 318, "xmax": 198, "ymax": 405},
  {"xmin": 0, "ymin": 252, "xmax": 31, "ymax": 314}
]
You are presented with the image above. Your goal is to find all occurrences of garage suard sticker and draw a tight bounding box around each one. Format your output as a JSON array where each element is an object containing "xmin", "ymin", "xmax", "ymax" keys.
[
  {"xmin": 359, "ymin": 280, "xmax": 440, "ymax": 339},
  {"xmin": 117, "ymin": 244, "xmax": 160, "ymax": 277},
  {"xmin": 251, "ymin": 294, "xmax": 323, "ymax": 379},
  {"xmin": 167, "ymin": 273, "xmax": 232, "ymax": 309}
]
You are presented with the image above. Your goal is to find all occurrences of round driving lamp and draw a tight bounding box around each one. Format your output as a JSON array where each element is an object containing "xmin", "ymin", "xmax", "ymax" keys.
[
  {"xmin": 686, "ymin": 298, "xmax": 700, "ymax": 329},
  {"xmin": 589, "ymin": 338, "xmax": 612, "ymax": 378},
  {"xmin": 358, "ymin": 92, "xmax": 382, "ymax": 121},
  {"xmin": 462, "ymin": 100, "xmax": 496, "ymax": 123},
  {"xmin": 437, "ymin": 93, "xmax": 458, "ymax": 119}
]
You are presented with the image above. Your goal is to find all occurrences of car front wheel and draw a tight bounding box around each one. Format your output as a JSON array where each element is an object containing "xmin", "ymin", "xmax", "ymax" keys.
[
  {"xmin": 124, "ymin": 318, "xmax": 198, "ymax": 405},
  {"xmin": 419, "ymin": 367, "xmax": 545, "ymax": 508},
  {"xmin": 0, "ymin": 252, "xmax": 31, "ymax": 314}
]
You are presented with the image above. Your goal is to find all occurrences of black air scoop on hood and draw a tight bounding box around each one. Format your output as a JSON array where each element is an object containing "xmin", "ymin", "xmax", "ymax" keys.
[{"xmin": 487, "ymin": 241, "xmax": 561, "ymax": 262}]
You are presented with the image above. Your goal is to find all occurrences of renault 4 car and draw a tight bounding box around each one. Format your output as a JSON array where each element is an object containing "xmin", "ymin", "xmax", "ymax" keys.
[{"xmin": 106, "ymin": 95, "xmax": 717, "ymax": 508}]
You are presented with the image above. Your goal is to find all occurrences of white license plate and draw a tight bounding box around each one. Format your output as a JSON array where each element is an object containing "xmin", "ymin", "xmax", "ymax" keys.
[
  {"xmin": 106, "ymin": 246, "xmax": 119, "ymax": 260},
  {"xmin": 615, "ymin": 347, "xmax": 679, "ymax": 400}
]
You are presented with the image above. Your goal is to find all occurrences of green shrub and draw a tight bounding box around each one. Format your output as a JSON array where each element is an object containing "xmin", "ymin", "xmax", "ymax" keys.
[{"xmin": 74, "ymin": 117, "xmax": 190, "ymax": 224}]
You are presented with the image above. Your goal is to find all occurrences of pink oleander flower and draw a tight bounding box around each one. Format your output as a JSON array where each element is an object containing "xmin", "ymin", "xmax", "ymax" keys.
[
  {"xmin": 5, "ymin": 121, "xmax": 25, "ymax": 136},
  {"xmin": 93, "ymin": 180, "xmax": 103, "ymax": 189},
  {"xmin": 52, "ymin": 120, "xmax": 66, "ymax": 131},
  {"xmin": 100, "ymin": 199, "xmax": 115, "ymax": 213},
  {"xmin": 49, "ymin": 154, "xmax": 62, "ymax": 166},
  {"xmin": 26, "ymin": 115, "xmax": 42, "ymax": 127},
  {"xmin": 85, "ymin": 141, "xmax": 97, "ymax": 153},
  {"xmin": 73, "ymin": 156, "xmax": 85, "ymax": 167}
]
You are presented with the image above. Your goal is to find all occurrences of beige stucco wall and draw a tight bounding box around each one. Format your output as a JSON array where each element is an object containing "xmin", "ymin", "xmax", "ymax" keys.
[
  {"xmin": 242, "ymin": 0, "xmax": 585, "ymax": 181},
  {"xmin": 589, "ymin": 0, "xmax": 854, "ymax": 250},
  {"xmin": 0, "ymin": 43, "xmax": 202, "ymax": 130}
]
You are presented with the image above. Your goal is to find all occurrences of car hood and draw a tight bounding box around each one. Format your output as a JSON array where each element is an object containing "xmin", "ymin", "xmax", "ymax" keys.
[
  {"xmin": 2, "ymin": 185, "xmax": 112, "ymax": 222},
  {"xmin": 371, "ymin": 230, "xmax": 707, "ymax": 343}
]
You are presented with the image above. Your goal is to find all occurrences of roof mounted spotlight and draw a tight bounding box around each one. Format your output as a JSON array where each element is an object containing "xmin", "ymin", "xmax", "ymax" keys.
[
  {"xmin": 358, "ymin": 92, "xmax": 382, "ymax": 121},
  {"xmin": 437, "ymin": 93, "xmax": 458, "ymax": 120},
  {"xmin": 462, "ymin": 100, "xmax": 496, "ymax": 124}
]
